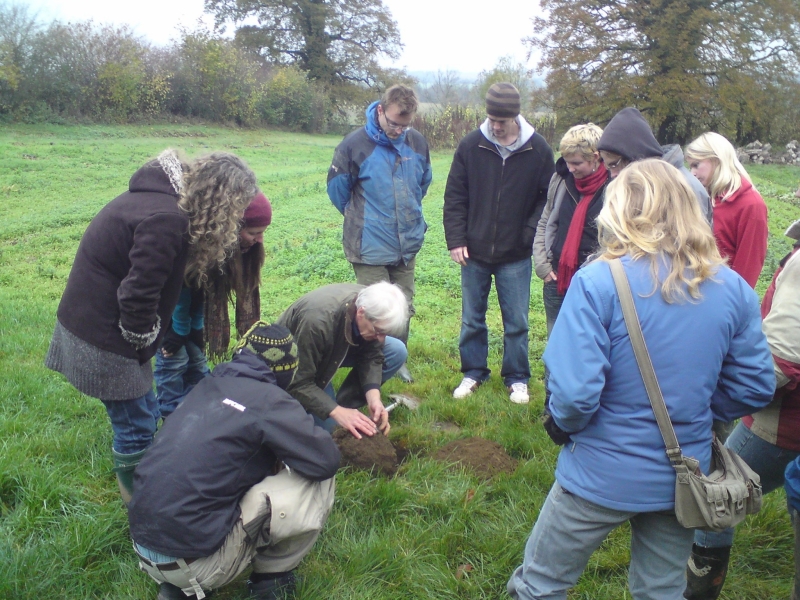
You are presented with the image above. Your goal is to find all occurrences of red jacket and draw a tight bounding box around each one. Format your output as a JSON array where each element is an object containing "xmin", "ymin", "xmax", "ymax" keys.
[{"xmin": 712, "ymin": 179, "xmax": 768, "ymax": 288}]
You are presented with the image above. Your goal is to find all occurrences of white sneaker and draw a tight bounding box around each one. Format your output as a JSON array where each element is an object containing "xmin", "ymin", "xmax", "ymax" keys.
[
  {"xmin": 453, "ymin": 377, "xmax": 481, "ymax": 399},
  {"xmin": 508, "ymin": 382, "xmax": 529, "ymax": 404}
]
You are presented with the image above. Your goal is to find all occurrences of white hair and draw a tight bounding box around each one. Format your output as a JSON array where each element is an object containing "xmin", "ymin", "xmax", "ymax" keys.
[{"xmin": 356, "ymin": 281, "xmax": 408, "ymax": 337}]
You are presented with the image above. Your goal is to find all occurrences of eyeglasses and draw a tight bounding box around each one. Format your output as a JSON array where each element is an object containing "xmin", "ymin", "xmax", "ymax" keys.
[
  {"xmin": 379, "ymin": 106, "xmax": 411, "ymax": 132},
  {"xmin": 602, "ymin": 155, "xmax": 626, "ymax": 170}
]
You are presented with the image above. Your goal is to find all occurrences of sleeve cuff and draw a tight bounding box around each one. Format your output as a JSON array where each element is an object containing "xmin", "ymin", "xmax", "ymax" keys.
[{"xmin": 119, "ymin": 316, "xmax": 161, "ymax": 350}]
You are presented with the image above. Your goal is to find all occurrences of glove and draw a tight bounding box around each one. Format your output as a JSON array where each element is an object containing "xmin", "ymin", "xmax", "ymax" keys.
[
  {"xmin": 542, "ymin": 410, "xmax": 572, "ymax": 446},
  {"xmin": 188, "ymin": 328, "xmax": 205, "ymax": 349},
  {"xmin": 161, "ymin": 326, "xmax": 187, "ymax": 355}
]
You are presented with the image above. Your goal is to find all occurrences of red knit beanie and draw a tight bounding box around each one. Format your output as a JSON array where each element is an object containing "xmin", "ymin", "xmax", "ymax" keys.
[{"xmin": 244, "ymin": 191, "xmax": 272, "ymax": 228}]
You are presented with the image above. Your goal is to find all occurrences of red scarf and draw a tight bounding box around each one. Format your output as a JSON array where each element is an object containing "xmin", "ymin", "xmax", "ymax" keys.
[{"xmin": 557, "ymin": 167, "xmax": 608, "ymax": 295}]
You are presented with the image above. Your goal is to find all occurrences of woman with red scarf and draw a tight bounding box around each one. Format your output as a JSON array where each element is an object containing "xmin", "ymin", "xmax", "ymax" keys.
[
  {"xmin": 534, "ymin": 124, "xmax": 609, "ymax": 336},
  {"xmin": 533, "ymin": 124, "xmax": 609, "ymax": 428}
]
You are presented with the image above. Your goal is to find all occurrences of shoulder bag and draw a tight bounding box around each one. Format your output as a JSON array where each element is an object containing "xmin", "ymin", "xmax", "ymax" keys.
[{"xmin": 609, "ymin": 258, "xmax": 762, "ymax": 531}]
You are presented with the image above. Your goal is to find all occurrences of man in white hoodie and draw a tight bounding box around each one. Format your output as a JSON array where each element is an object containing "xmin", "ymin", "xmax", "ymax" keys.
[{"xmin": 443, "ymin": 83, "xmax": 555, "ymax": 404}]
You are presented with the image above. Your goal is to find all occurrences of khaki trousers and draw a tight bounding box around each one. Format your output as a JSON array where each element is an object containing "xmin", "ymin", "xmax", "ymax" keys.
[{"xmin": 137, "ymin": 469, "xmax": 335, "ymax": 598}]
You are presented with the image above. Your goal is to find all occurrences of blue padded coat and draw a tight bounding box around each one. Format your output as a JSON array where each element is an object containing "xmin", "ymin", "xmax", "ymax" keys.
[{"xmin": 327, "ymin": 101, "xmax": 432, "ymax": 266}]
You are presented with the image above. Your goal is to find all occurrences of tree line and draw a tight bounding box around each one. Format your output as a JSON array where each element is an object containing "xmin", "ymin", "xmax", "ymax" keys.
[{"xmin": 2, "ymin": 0, "xmax": 798, "ymax": 146}]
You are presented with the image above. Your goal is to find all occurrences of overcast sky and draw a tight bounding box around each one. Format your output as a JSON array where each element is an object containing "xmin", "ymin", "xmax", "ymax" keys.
[{"xmin": 29, "ymin": 0, "xmax": 541, "ymax": 74}]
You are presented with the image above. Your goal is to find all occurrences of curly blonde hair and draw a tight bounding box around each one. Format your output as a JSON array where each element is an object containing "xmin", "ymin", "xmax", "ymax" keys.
[
  {"xmin": 179, "ymin": 152, "xmax": 257, "ymax": 286},
  {"xmin": 597, "ymin": 159, "xmax": 723, "ymax": 303}
]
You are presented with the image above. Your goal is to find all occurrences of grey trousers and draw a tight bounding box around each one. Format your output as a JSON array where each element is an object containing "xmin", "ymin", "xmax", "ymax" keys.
[{"xmin": 352, "ymin": 258, "xmax": 415, "ymax": 342}]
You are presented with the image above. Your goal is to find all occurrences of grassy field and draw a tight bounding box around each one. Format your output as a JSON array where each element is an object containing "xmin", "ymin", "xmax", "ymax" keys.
[{"xmin": 1, "ymin": 123, "xmax": 799, "ymax": 600}]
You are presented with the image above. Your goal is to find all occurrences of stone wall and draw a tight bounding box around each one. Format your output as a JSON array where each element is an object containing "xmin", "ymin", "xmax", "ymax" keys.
[{"xmin": 737, "ymin": 140, "xmax": 800, "ymax": 165}]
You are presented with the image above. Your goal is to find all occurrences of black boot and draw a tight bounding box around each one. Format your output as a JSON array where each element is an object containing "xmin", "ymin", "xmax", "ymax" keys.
[
  {"xmin": 684, "ymin": 544, "xmax": 731, "ymax": 599},
  {"xmin": 248, "ymin": 570, "xmax": 297, "ymax": 599}
]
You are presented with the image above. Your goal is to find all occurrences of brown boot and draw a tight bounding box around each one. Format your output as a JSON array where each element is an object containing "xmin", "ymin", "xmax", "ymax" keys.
[{"xmin": 684, "ymin": 544, "xmax": 731, "ymax": 600}]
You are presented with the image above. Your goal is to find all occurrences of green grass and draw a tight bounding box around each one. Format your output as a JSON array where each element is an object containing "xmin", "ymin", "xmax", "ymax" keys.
[{"xmin": 1, "ymin": 123, "xmax": 798, "ymax": 599}]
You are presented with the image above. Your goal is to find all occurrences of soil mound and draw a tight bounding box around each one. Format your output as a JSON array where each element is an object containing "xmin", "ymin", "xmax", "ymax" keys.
[
  {"xmin": 433, "ymin": 437, "xmax": 518, "ymax": 480},
  {"xmin": 332, "ymin": 428, "xmax": 399, "ymax": 476}
]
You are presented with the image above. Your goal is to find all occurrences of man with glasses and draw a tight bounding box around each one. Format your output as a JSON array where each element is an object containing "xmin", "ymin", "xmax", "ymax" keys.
[
  {"xmin": 277, "ymin": 282, "xmax": 409, "ymax": 439},
  {"xmin": 597, "ymin": 107, "xmax": 712, "ymax": 223},
  {"xmin": 443, "ymin": 83, "xmax": 555, "ymax": 405},
  {"xmin": 327, "ymin": 84, "xmax": 432, "ymax": 384}
]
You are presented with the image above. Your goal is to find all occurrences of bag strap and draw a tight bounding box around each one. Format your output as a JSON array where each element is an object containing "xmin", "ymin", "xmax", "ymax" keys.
[{"xmin": 608, "ymin": 259, "xmax": 683, "ymax": 466}]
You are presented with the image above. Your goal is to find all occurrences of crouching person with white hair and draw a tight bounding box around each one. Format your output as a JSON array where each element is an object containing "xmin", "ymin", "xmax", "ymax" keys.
[
  {"xmin": 128, "ymin": 323, "xmax": 340, "ymax": 600},
  {"xmin": 277, "ymin": 281, "xmax": 409, "ymax": 439}
]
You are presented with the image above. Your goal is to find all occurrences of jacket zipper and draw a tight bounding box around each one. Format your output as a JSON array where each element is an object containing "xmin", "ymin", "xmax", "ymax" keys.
[{"xmin": 480, "ymin": 143, "xmax": 533, "ymax": 259}]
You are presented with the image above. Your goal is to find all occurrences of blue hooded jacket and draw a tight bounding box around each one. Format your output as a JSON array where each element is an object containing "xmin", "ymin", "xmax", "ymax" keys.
[{"xmin": 327, "ymin": 101, "xmax": 432, "ymax": 265}]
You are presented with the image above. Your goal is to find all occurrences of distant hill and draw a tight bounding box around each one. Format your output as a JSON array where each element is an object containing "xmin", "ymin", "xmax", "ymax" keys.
[{"xmin": 409, "ymin": 70, "xmax": 545, "ymax": 88}]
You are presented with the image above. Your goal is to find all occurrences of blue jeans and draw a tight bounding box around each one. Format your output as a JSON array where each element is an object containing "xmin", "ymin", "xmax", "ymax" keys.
[
  {"xmin": 542, "ymin": 280, "xmax": 565, "ymax": 338},
  {"xmin": 459, "ymin": 257, "xmax": 531, "ymax": 386},
  {"xmin": 102, "ymin": 390, "xmax": 160, "ymax": 454},
  {"xmin": 316, "ymin": 336, "xmax": 407, "ymax": 432},
  {"xmin": 542, "ymin": 280, "xmax": 565, "ymax": 410},
  {"xmin": 695, "ymin": 422, "xmax": 800, "ymax": 548},
  {"xmin": 508, "ymin": 481, "xmax": 694, "ymax": 600},
  {"xmin": 154, "ymin": 343, "xmax": 210, "ymax": 419}
]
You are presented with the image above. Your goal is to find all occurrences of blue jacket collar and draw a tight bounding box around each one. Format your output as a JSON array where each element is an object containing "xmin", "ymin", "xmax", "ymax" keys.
[{"xmin": 364, "ymin": 101, "xmax": 406, "ymax": 148}]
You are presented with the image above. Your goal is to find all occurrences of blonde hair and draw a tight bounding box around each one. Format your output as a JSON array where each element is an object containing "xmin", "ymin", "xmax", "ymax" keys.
[
  {"xmin": 179, "ymin": 152, "xmax": 257, "ymax": 286},
  {"xmin": 685, "ymin": 132, "xmax": 752, "ymax": 202},
  {"xmin": 559, "ymin": 123, "xmax": 603, "ymax": 161},
  {"xmin": 597, "ymin": 159, "xmax": 723, "ymax": 302}
]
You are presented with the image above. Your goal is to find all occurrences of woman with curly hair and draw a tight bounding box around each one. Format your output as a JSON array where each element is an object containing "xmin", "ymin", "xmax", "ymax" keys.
[
  {"xmin": 45, "ymin": 149, "xmax": 257, "ymax": 502},
  {"xmin": 154, "ymin": 191, "xmax": 271, "ymax": 413},
  {"xmin": 685, "ymin": 132, "xmax": 768, "ymax": 288},
  {"xmin": 508, "ymin": 160, "xmax": 773, "ymax": 600}
]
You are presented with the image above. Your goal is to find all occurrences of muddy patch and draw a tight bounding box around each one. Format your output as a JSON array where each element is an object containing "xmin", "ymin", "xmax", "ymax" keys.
[
  {"xmin": 433, "ymin": 437, "xmax": 518, "ymax": 480},
  {"xmin": 332, "ymin": 428, "xmax": 399, "ymax": 476}
]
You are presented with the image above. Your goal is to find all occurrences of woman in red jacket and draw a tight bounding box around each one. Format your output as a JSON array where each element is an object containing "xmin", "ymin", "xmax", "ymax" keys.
[{"xmin": 685, "ymin": 132, "xmax": 768, "ymax": 288}]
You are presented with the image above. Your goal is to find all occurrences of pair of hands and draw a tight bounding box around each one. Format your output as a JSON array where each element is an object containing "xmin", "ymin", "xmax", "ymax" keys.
[
  {"xmin": 161, "ymin": 326, "xmax": 204, "ymax": 358},
  {"xmin": 329, "ymin": 390, "xmax": 390, "ymax": 439}
]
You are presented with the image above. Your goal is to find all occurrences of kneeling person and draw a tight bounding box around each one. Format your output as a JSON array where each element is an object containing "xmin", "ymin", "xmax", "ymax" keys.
[
  {"xmin": 277, "ymin": 281, "xmax": 408, "ymax": 439},
  {"xmin": 128, "ymin": 323, "xmax": 340, "ymax": 600}
]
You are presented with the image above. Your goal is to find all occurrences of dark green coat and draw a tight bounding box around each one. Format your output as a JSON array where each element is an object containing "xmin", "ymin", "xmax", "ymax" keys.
[{"xmin": 277, "ymin": 283, "xmax": 383, "ymax": 418}]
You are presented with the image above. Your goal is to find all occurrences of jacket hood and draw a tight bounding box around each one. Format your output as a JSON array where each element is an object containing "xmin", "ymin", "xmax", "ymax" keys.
[
  {"xmin": 129, "ymin": 149, "xmax": 183, "ymax": 197},
  {"xmin": 661, "ymin": 144, "xmax": 686, "ymax": 168},
  {"xmin": 598, "ymin": 107, "xmax": 662, "ymax": 161},
  {"xmin": 211, "ymin": 349, "xmax": 279, "ymax": 386},
  {"xmin": 480, "ymin": 114, "xmax": 536, "ymax": 150},
  {"xmin": 364, "ymin": 100, "xmax": 406, "ymax": 148},
  {"xmin": 555, "ymin": 155, "xmax": 571, "ymax": 178}
]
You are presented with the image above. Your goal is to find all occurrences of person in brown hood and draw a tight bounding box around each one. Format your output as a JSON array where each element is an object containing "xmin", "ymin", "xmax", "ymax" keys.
[{"xmin": 45, "ymin": 149, "xmax": 257, "ymax": 502}]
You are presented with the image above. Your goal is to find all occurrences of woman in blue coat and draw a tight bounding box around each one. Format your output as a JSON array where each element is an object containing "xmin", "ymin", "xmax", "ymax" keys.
[{"xmin": 507, "ymin": 159, "xmax": 774, "ymax": 600}]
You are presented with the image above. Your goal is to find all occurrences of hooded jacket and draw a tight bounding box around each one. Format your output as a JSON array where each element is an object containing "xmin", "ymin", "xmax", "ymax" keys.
[
  {"xmin": 598, "ymin": 107, "xmax": 713, "ymax": 224},
  {"xmin": 443, "ymin": 116, "xmax": 555, "ymax": 264},
  {"xmin": 128, "ymin": 349, "xmax": 340, "ymax": 558},
  {"xmin": 327, "ymin": 101, "xmax": 432, "ymax": 266},
  {"xmin": 53, "ymin": 157, "xmax": 188, "ymax": 362}
]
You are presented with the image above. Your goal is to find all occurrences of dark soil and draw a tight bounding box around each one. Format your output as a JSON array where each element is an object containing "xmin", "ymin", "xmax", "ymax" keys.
[
  {"xmin": 332, "ymin": 428, "xmax": 399, "ymax": 476},
  {"xmin": 432, "ymin": 437, "xmax": 518, "ymax": 480}
]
